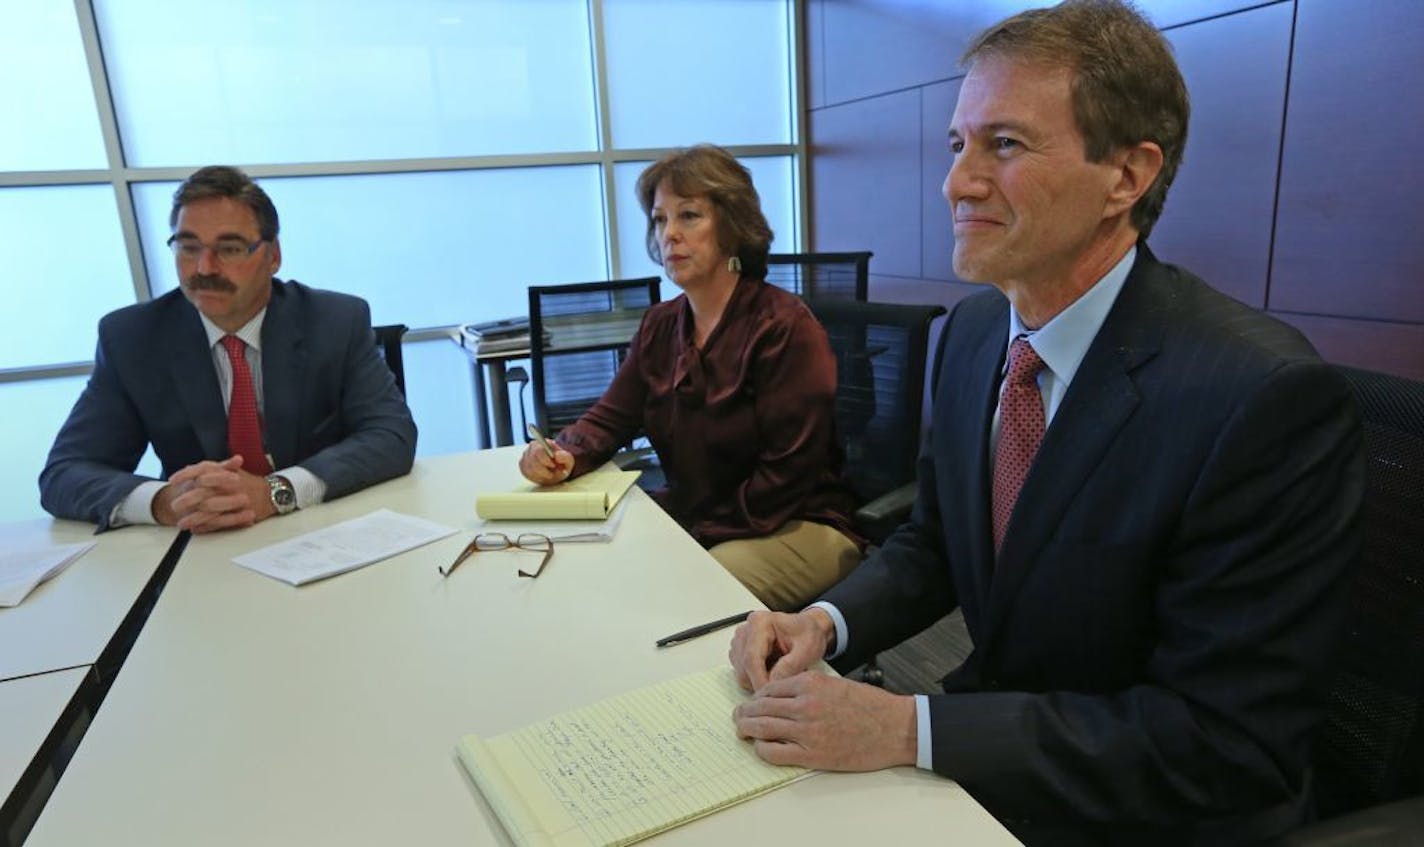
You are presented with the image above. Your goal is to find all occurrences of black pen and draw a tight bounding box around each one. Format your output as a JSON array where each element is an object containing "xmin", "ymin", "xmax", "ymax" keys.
[{"xmin": 655, "ymin": 611, "xmax": 753, "ymax": 648}]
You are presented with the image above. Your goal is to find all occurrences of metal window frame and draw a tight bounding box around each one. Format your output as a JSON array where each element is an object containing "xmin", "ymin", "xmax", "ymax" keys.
[{"xmin": 0, "ymin": 0, "xmax": 808, "ymax": 385}]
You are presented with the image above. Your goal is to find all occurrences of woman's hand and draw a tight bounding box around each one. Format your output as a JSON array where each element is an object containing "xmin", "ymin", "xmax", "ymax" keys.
[{"xmin": 518, "ymin": 441, "xmax": 576, "ymax": 485}]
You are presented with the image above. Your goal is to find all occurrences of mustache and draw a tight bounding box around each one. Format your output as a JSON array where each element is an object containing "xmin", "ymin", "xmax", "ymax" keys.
[{"xmin": 185, "ymin": 274, "xmax": 237, "ymax": 293}]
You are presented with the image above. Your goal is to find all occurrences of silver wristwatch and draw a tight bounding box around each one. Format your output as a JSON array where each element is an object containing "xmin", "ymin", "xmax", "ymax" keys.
[{"xmin": 266, "ymin": 474, "xmax": 297, "ymax": 515}]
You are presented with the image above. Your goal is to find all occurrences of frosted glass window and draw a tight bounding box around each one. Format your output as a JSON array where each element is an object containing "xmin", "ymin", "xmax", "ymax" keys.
[
  {"xmin": 1, "ymin": 186, "xmax": 134, "ymax": 368},
  {"xmin": 96, "ymin": 0, "xmax": 597, "ymax": 166},
  {"xmin": 1, "ymin": 375, "xmax": 159, "ymax": 523},
  {"xmin": 613, "ymin": 156, "xmax": 799, "ymax": 284},
  {"xmin": 603, "ymin": 0, "xmax": 793, "ymax": 148},
  {"xmin": 402, "ymin": 336, "xmax": 478, "ymax": 457},
  {"xmin": 0, "ymin": 376, "xmax": 88, "ymax": 523},
  {"xmin": 133, "ymin": 166, "xmax": 609, "ymax": 329},
  {"xmin": 0, "ymin": 1, "xmax": 107, "ymax": 171}
]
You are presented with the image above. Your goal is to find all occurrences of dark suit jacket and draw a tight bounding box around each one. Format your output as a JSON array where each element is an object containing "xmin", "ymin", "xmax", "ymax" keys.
[
  {"xmin": 39, "ymin": 279, "xmax": 417, "ymax": 528},
  {"xmin": 822, "ymin": 247, "xmax": 1364, "ymax": 845}
]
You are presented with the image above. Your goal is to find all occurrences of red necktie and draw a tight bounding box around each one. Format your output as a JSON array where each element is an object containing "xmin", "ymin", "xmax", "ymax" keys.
[
  {"xmin": 220, "ymin": 335, "xmax": 272, "ymax": 476},
  {"xmin": 992, "ymin": 336, "xmax": 1046, "ymax": 553}
]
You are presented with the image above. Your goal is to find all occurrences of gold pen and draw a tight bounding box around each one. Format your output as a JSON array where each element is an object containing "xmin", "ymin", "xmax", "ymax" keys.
[{"xmin": 526, "ymin": 422, "xmax": 556, "ymax": 458}]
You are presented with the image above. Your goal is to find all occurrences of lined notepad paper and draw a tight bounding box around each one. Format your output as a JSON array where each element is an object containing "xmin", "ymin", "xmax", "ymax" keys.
[{"xmin": 457, "ymin": 666, "xmax": 811, "ymax": 847}]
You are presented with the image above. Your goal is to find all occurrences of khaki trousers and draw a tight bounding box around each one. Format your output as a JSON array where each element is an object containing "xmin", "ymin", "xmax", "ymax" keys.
[{"xmin": 708, "ymin": 520, "xmax": 863, "ymax": 612}]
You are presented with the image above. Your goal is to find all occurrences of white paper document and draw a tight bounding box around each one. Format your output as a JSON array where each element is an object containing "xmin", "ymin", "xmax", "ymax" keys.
[
  {"xmin": 472, "ymin": 495, "xmax": 630, "ymax": 543},
  {"xmin": 233, "ymin": 509, "xmax": 457, "ymax": 586},
  {"xmin": 0, "ymin": 542, "xmax": 96, "ymax": 607}
]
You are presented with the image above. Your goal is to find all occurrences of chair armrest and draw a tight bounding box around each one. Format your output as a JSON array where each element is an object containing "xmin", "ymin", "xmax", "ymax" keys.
[
  {"xmin": 611, "ymin": 446, "xmax": 658, "ymax": 470},
  {"xmin": 1274, "ymin": 796, "xmax": 1424, "ymax": 846},
  {"xmin": 853, "ymin": 482, "xmax": 916, "ymax": 545}
]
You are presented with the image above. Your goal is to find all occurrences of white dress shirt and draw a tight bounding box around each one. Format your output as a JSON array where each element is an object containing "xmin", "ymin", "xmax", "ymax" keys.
[{"xmin": 112, "ymin": 309, "xmax": 327, "ymax": 526}]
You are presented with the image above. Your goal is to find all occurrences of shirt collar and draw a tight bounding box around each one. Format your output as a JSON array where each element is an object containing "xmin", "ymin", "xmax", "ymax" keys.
[
  {"xmin": 200, "ymin": 308, "xmax": 267, "ymax": 353},
  {"xmin": 1006, "ymin": 245, "xmax": 1136, "ymax": 385}
]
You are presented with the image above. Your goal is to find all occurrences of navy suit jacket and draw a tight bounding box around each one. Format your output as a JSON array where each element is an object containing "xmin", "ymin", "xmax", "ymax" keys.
[
  {"xmin": 40, "ymin": 279, "xmax": 417, "ymax": 528},
  {"xmin": 822, "ymin": 247, "xmax": 1364, "ymax": 845}
]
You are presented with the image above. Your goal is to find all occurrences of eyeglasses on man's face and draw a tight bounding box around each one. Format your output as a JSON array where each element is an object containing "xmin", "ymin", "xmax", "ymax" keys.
[
  {"xmin": 167, "ymin": 234, "xmax": 266, "ymax": 264},
  {"xmin": 439, "ymin": 532, "xmax": 554, "ymax": 579}
]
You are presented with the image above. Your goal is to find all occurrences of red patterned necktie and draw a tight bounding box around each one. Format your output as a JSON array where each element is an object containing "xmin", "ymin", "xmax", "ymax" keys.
[
  {"xmin": 992, "ymin": 336, "xmax": 1046, "ymax": 553},
  {"xmin": 219, "ymin": 335, "xmax": 272, "ymax": 476}
]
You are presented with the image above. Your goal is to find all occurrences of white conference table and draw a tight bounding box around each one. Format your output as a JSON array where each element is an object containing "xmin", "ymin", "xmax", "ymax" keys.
[
  {"xmin": 0, "ymin": 517, "xmax": 179, "ymax": 682},
  {"xmin": 26, "ymin": 449, "xmax": 1016, "ymax": 846},
  {"xmin": 0, "ymin": 668, "xmax": 88, "ymax": 809}
]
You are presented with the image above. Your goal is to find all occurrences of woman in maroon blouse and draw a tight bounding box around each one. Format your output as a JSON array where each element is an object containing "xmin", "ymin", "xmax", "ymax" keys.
[{"xmin": 518, "ymin": 144, "xmax": 863, "ymax": 610}]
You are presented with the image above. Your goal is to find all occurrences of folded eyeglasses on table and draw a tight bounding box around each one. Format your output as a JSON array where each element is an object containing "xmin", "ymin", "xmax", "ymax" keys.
[{"xmin": 439, "ymin": 532, "xmax": 554, "ymax": 579}]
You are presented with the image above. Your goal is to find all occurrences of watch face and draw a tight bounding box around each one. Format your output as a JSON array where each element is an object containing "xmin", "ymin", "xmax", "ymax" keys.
[{"xmin": 269, "ymin": 476, "xmax": 296, "ymax": 512}]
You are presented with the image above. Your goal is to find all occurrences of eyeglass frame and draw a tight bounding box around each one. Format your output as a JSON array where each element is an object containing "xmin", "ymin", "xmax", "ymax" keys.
[
  {"xmin": 166, "ymin": 234, "xmax": 267, "ymax": 264},
  {"xmin": 438, "ymin": 532, "xmax": 554, "ymax": 579}
]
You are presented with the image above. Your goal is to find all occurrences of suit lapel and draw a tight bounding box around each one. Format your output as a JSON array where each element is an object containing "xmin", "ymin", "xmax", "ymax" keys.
[
  {"xmin": 984, "ymin": 251, "xmax": 1163, "ymax": 641},
  {"xmin": 165, "ymin": 300, "xmax": 228, "ymax": 461},
  {"xmin": 954, "ymin": 308, "xmax": 1010, "ymax": 622},
  {"xmin": 259, "ymin": 281, "xmax": 306, "ymax": 470}
]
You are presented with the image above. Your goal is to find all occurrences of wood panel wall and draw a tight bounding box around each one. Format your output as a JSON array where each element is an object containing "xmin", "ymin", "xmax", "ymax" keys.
[{"xmin": 804, "ymin": 0, "xmax": 1424, "ymax": 380}]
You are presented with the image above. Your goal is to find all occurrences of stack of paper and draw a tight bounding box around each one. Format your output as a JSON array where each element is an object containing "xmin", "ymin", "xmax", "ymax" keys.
[
  {"xmin": 475, "ymin": 496, "xmax": 631, "ymax": 543},
  {"xmin": 0, "ymin": 542, "xmax": 95, "ymax": 607},
  {"xmin": 233, "ymin": 509, "xmax": 456, "ymax": 586},
  {"xmin": 460, "ymin": 318, "xmax": 548, "ymax": 355}
]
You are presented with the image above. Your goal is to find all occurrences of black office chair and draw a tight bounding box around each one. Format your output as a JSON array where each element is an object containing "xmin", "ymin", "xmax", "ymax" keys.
[
  {"xmin": 527, "ymin": 277, "xmax": 661, "ymax": 437},
  {"xmin": 372, "ymin": 324, "xmax": 408, "ymax": 396},
  {"xmin": 1276, "ymin": 365, "xmax": 1424, "ymax": 845},
  {"xmin": 765, "ymin": 251, "xmax": 872, "ymax": 302},
  {"xmin": 807, "ymin": 299, "xmax": 946, "ymax": 545}
]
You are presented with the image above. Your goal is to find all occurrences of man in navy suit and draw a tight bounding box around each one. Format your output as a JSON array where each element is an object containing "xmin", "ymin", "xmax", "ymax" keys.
[
  {"xmin": 729, "ymin": 1, "xmax": 1363, "ymax": 843},
  {"xmin": 40, "ymin": 166, "xmax": 416, "ymax": 533}
]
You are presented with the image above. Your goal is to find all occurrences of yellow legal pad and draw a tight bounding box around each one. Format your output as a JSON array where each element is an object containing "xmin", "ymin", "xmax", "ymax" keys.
[
  {"xmin": 475, "ymin": 470, "xmax": 641, "ymax": 521},
  {"xmin": 456, "ymin": 666, "xmax": 811, "ymax": 847}
]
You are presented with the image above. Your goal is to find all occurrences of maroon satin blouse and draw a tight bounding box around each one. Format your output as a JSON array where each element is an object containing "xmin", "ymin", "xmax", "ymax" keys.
[{"xmin": 555, "ymin": 277, "xmax": 862, "ymax": 549}]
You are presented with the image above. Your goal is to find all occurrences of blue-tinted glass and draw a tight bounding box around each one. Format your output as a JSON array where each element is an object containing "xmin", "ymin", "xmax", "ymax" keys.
[
  {"xmin": 0, "ymin": 376, "xmax": 87, "ymax": 523},
  {"xmin": 613, "ymin": 156, "xmax": 799, "ymax": 283},
  {"xmin": 1, "ymin": 186, "xmax": 134, "ymax": 368},
  {"xmin": 0, "ymin": 1, "xmax": 107, "ymax": 171},
  {"xmin": 132, "ymin": 166, "xmax": 609, "ymax": 329},
  {"xmin": 603, "ymin": 0, "xmax": 793, "ymax": 148},
  {"xmin": 95, "ymin": 0, "xmax": 597, "ymax": 166},
  {"xmin": 403, "ymin": 337, "xmax": 478, "ymax": 457},
  {"xmin": 0, "ymin": 377, "xmax": 158, "ymax": 523}
]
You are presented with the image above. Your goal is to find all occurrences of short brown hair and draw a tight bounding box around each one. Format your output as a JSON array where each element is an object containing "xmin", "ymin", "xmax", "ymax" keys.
[
  {"xmin": 635, "ymin": 144, "xmax": 774, "ymax": 279},
  {"xmin": 963, "ymin": 0, "xmax": 1189, "ymax": 237},
  {"xmin": 169, "ymin": 165, "xmax": 280, "ymax": 242}
]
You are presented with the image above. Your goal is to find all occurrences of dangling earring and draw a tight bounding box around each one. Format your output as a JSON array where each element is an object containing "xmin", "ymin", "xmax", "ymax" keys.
[{"xmin": 727, "ymin": 256, "xmax": 742, "ymax": 274}]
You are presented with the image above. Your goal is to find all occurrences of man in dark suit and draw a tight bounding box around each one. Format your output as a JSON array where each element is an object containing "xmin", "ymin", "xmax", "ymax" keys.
[
  {"xmin": 40, "ymin": 165, "xmax": 416, "ymax": 533},
  {"xmin": 728, "ymin": 1, "xmax": 1363, "ymax": 843}
]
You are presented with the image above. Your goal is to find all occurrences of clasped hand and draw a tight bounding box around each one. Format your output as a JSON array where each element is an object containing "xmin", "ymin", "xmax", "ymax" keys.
[
  {"xmin": 152, "ymin": 455, "xmax": 274, "ymax": 532},
  {"xmin": 728, "ymin": 610, "xmax": 918, "ymax": 772}
]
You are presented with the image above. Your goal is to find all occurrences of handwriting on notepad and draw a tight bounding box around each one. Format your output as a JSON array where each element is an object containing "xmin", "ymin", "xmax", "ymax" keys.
[
  {"xmin": 460, "ymin": 666, "xmax": 809, "ymax": 846},
  {"xmin": 519, "ymin": 690, "xmax": 748, "ymax": 824}
]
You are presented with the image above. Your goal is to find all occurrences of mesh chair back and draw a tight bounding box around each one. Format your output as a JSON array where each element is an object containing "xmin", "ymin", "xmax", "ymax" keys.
[
  {"xmin": 765, "ymin": 252, "xmax": 871, "ymax": 302},
  {"xmin": 807, "ymin": 299, "xmax": 945, "ymax": 516},
  {"xmin": 372, "ymin": 324, "xmax": 408, "ymax": 396},
  {"xmin": 1312, "ymin": 365, "xmax": 1424, "ymax": 818},
  {"xmin": 528, "ymin": 277, "xmax": 660, "ymax": 435}
]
